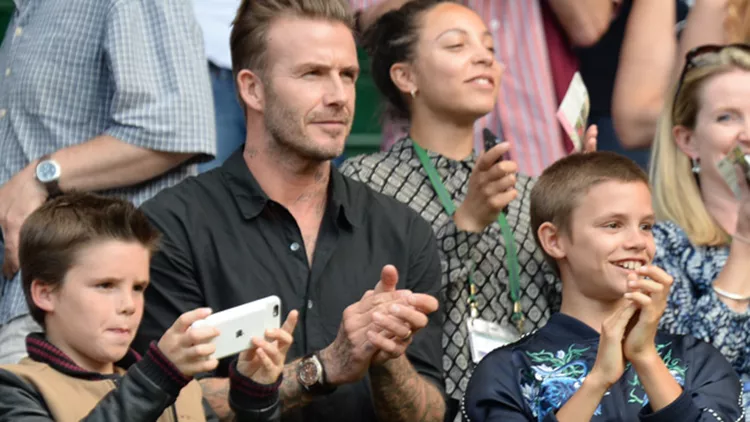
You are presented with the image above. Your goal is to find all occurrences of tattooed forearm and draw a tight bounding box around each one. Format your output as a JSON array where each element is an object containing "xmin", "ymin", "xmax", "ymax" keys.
[
  {"xmin": 280, "ymin": 358, "xmax": 313, "ymax": 414},
  {"xmin": 369, "ymin": 356, "xmax": 446, "ymax": 422},
  {"xmin": 198, "ymin": 361, "xmax": 312, "ymax": 419},
  {"xmin": 199, "ymin": 378, "xmax": 235, "ymax": 422}
]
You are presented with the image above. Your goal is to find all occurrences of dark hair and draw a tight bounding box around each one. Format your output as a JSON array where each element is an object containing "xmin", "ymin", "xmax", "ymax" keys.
[
  {"xmin": 19, "ymin": 192, "xmax": 161, "ymax": 327},
  {"xmin": 530, "ymin": 152, "xmax": 649, "ymax": 276},
  {"xmin": 230, "ymin": 0, "xmax": 353, "ymax": 79},
  {"xmin": 362, "ymin": 0, "xmax": 451, "ymax": 120}
]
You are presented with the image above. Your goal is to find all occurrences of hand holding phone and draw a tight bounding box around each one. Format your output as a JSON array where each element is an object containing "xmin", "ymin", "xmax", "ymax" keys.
[
  {"xmin": 453, "ymin": 129, "xmax": 517, "ymax": 232},
  {"xmin": 190, "ymin": 295, "xmax": 283, "ymax": 360},
  {"xmin": 716, "ymin": 146, "xmax": 750, "ymax": 244},
  {"xmin": 728, "ymin": 146, "xmax": 750, "ymax": 185},
  {"xmin": 717, "ymin": 146, "xmax": 750, "ymax": 199},
  {"xmin": 157, "ymin": 307, "xmax": 221, "ymax": 377},
  {"xmin": 236, "ymin": 309, "xmax": 299, "ymax": 385}
]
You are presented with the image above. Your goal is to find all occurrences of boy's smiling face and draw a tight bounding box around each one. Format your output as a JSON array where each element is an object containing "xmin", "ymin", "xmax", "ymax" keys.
[{"xmin": 556, "ymin": 180, "xmax": 656, "ymax": 301}]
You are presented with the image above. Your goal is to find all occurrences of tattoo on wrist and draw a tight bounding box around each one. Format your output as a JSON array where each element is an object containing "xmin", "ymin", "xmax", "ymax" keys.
[{"xmin": 198, "ymin": 378, "xmax": 234, "ymax": 422}]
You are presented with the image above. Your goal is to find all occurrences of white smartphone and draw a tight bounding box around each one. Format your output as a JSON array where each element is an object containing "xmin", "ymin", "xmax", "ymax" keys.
[{"xmin": 190, "ymin": 295, "xmax": 282, "ymax": 360}]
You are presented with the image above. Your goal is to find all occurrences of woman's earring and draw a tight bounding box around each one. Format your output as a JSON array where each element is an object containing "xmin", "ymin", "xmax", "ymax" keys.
[
  {"xmin": 691, "ymin": 157, "xmax": 701, "ymax": 174},
  {"xmin": 410, "ymin": 89, "xmax": 417, "ymax": 99}
]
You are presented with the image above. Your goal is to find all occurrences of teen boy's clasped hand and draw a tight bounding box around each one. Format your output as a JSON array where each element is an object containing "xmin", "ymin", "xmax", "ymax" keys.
[
  {"xmin": 573, "ymin": 265, "xmax": 682, "ymax": 418},
  {"xmin": 623, "ymin": 266, "xmax": 672, "ymax": 361}
]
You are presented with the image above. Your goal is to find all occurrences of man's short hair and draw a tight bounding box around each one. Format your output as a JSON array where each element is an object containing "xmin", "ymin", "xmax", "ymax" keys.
[
  {"xmin": 230, "ymin": 0, "xmax": 353, "ymax": 79},
  {"xmin": 529, "ymin": 152, "xmax": 649, "ymax": 276},
  {"xmin": 20, "ymin": 192, "xmax": 161, "ymax": 327}
]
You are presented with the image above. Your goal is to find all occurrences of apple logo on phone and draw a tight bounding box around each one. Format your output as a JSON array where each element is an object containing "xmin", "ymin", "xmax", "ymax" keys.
[{"xmin": 235, "ymin": 329, "xmax": 243, "ymax": 338}]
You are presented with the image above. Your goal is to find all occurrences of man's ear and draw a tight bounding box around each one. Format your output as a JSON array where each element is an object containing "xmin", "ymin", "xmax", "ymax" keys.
[
  {"xmin": 673, "ymin": 125, "xmax": 698, "ymax": 160},
  {"xmin": 537, "ymin": 222, "xmax": 566, "ymax": 260},
  {"xmin": 30, "ymin": 279, "xmax": 57, "ymax": 314},
  {"xmin": 390, "ymin": 62, "xmax": 418, "ymax": 96},
  {"xmin": 237, "ymin": 69, "xmax": 265, "ymax": 113}
]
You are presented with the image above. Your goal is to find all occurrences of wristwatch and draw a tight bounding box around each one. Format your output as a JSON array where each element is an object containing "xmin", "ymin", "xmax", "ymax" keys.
[
  {"xmin": 35, "ymin": 155, "xmax": 62, "ymax": 197},
  {"xmin": 296, "ymin": 352, "xmax": 337, "ymax": 395}
]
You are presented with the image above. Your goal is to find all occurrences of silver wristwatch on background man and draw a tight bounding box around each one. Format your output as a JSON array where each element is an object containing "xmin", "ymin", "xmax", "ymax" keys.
[{"xmin": 35, "ymin": 154, "xmax": 62, "ymax": 197}]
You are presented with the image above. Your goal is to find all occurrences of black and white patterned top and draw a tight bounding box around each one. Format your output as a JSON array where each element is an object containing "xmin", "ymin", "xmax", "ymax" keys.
[{"xmin": 340, "ymin": 138, "xmax": 561, "ymax": 401}]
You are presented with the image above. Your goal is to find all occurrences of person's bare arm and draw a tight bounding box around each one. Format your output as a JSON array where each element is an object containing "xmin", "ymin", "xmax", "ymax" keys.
[
  {"xmin": 0, "ymin": 135, "xmax": 196, "ymax": 277},
  {"xmin": 358, "ymin": 0, "xmax": 411, "ymax": 30},
  {"xmin": 52, "ymin": 135, "xmax": 195, "ymax": 192},
  {"xmin": 369, "ymin": 355, "xmax": 445, "ymax": 422},
  {"xmin": 624, "ymin": 267, "xmax": 683, "ymax": 411},
  {"xmin": 630, "ymin": 353, "xmax": 683, "ymax": 411},
  {"xmin": 554, "ymin": 374, "xmax": 611, "ymax": 421},
  {"xmin": 611, "ymin": 0, "xmax": 677, "ymax": 149},
  {"xmin": 677, "ymin": 0, "xmax": 728, "ymax": 72},
  {"xmin": 711, "ymin": 196, "xmax": 750, "ymax": 312},
  {"xmin": 547, "ymin": 0, "xmax": 618, "ymax": 47},
  {"xmin": 555, "ymin": 301, "xmax": 638, "ymax": 421}
]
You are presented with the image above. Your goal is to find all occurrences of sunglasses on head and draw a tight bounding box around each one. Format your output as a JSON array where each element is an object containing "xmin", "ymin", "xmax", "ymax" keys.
[{"xmin": 672, "ymin": 43, "xmax": 750, "ymax": 119}]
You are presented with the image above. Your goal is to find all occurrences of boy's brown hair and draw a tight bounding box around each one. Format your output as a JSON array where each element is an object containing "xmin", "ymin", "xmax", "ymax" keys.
[
  {"xmin": 530, "ymin": 152, "xmax": 649, "ymax": 276},
  {"xmin": 19, "ymin": 192, "xmax": 161, "ymax": 327}
]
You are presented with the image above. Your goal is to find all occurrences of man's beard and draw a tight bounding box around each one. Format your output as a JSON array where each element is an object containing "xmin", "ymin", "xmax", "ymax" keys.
[{"xmin": 263, "ymin": 87, "xmax": 349, "ymax": 162}]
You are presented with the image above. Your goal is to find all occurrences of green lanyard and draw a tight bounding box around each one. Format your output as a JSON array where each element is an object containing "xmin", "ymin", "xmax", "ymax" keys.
[{"xmin": 412, "ymin": 142, "xmax": 525, "ymax": 333}]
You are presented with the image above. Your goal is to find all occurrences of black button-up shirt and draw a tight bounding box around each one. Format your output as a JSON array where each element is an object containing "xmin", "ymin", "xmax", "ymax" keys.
[{"xmin": 133, "ymin": 151, "xmax": 445, "ymax": 422}]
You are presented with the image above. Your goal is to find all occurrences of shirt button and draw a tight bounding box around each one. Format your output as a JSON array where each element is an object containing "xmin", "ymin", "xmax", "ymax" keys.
[
  {"xmin": 307, "ymin": 300, "xmax": 313, "ymax": 309},
  {"xmin": 14, "ymin": 27, "xmax": 22, "ymax": 37},
  {"xmin": 0, "ymin": 109, "xmax": 6, "ymax": 119},
  {"xmin": 4, "ymin": 68, "xmax": 10, "ymax": 77},
  {"xmin": 490, "ymin": 19, "xmax": 500, "ymax": 31},
  {"xmin": 290, "ymin": 242, "xmax": 300, "ymax": 252}
]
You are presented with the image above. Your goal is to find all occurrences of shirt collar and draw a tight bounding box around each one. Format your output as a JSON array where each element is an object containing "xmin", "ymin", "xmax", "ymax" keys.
[
  {"xmin": 220, "ymin": 150, "xmax": 360, "ymax": 228},
  {"xmin": 390, "ymin": 137, "xmax": 477, "ymax": 171},
  {"xmin": 25, "ymin": 333, "xmax": 139, "ymax": 380},
  {"xmin": 542, "ymin": 313, "xmax": 601, "ymax": 342}
]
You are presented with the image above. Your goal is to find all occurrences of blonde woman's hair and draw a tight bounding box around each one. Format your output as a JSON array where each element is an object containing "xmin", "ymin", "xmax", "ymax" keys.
[{"xmin": 650, "ymin": 46, "xmax": 750, "ymax": 246}]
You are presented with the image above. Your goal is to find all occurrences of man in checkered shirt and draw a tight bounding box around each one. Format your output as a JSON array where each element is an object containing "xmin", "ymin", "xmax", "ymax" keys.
[{"xmin": 0, "ymin": 0, "xmax": 216, "ymax": 364}]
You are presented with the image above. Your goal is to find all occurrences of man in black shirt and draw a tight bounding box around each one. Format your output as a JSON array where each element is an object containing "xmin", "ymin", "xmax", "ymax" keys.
[{"xmin": 132, "ymin": 1, "xmax": 445, "ymax": 422}]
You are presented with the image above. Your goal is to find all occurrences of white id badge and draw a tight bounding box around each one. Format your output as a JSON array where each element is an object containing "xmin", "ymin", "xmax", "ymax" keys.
[{"xmin": 467, "ymin": 318, "xmax": 521, "ymax": 364}]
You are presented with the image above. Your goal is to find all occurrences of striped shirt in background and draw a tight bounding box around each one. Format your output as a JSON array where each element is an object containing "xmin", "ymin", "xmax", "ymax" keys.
[{"xmin": 350, "ymin": 0, "xmax": 566, "ymax": 176}]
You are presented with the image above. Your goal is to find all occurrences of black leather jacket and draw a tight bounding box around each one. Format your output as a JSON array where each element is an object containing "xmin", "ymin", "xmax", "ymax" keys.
[{"xmin": 0, "ymin": 334, "xmax": 281, "ymax": 422}]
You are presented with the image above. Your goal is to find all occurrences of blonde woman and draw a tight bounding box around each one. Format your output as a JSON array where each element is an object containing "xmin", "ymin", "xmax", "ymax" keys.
[
  {"xmin": 650, "ymin": 44, "xmax": 750, "ymax": 417},
  {"xmin": 614, "ymin": 0, "xmax": 750, "ymax": 149}
]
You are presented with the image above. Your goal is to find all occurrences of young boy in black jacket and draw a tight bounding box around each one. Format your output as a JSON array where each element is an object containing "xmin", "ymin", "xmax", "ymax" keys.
[
  {"xmin": 463, "ymin": 152, "xmax": 744, "ymax": 421},
  {"xmin": 0, "ymin": 193, "xmax": 298, "ymax": 421}
]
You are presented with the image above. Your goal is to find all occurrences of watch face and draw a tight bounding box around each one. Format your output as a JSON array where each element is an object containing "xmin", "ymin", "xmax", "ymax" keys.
[
  {"xmin": 298, "ymin": 359, "xmax": 321, "ymax": 387},
  {"xmin": 37, "ymin": 161, "xmax": 60, "ymax": 183}
]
